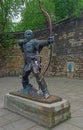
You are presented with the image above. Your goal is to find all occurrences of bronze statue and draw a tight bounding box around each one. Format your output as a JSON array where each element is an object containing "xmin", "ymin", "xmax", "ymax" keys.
[{"xmin": 18, "ymin": 30, "xmax": 54, "ymax": 98}]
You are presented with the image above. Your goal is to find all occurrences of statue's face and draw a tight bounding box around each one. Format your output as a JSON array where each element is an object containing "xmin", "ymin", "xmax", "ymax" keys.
[{"xmin": 24, "ymin": 30, "xmax": 33, "ymax": 41}]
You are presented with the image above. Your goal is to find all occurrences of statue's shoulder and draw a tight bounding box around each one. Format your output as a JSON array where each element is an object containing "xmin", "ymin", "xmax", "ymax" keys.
[{"xmin": 18, "ymin": 39, "xmax": 26, "ymax": 46}]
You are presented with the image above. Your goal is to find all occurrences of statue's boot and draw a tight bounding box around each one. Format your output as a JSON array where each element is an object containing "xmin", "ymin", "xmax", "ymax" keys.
[{"xmin": 19, "ymin": 84, "xmax": 43, "ymax": 98}]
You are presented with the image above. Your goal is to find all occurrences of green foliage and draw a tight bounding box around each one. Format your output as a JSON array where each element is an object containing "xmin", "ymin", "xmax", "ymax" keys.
[
  {"xmin": 14, "ymin": 0, "xmax": 55, "ymax": 31},
  {"xmin": 52, "ymin": 0, "xmax": 83, "ymax": 22},
  {"xmin": 15, "ymin": 0, "xmax": 44, "ymax": 31},
  {"xmin": 14, "ymin": 0, "xmax": 83, "ymax": 31},
  {"xmin": 0, "ymin": 0, "xmax": 23, "ymax": 32},
  {"xmin": 0, "ymin": 33, "xmax": 14, "ymax": 48},
  {"xmin": 22, "ymin": 0, "xmax": 45, "ymax": 29},
  {"xmin": 0, "ymin": 0, "xmax": 24, "ymax": 48}
]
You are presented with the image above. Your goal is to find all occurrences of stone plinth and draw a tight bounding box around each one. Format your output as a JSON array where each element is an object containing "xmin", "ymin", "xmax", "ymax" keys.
[{"xmin": 4, "ymin": 93, "xmax": 71, "ymax": 128}]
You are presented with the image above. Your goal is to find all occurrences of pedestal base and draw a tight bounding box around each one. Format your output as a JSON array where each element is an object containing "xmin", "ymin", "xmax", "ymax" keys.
[
  {"xmin": 9, "ymin": 91, "xmax": 62, "ymax": 104},
  {"xmin": 4, "ymin": 93, "xmax": 71, "ymax": 128}
]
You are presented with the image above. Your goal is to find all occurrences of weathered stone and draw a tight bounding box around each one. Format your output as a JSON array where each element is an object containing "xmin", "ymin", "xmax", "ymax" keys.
[{"xmin": 4, "ymin": 93, "xmax": 71, "ymax": 128}]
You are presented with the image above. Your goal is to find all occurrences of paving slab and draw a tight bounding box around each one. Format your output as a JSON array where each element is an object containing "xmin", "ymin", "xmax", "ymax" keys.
[
  {"xmin": 72, "ymin": 108, "xmax": 83, "ymax": 118},
  {"xmin": 0, "ymin": 116, "xmax": 10, "ymax": 127},
  {"xmin": 3, "ymin": 118, "xmax": 36, "ymax": 130},
  {"xmin": 52, "ymin": 122, "xmax": 83, "ymax": 130},
  {"xmin": 0, "ymin": 108, "xmax": 11, "ymax": 116},
  {"xmin": 2, "ymin": 112, "xmax": 23, "ymax": 122},
  {"xmin": 70, "ymin": 102, "xmax": 83, "ymax": 113},
  {"xmin": 68, "ymin": 117, "xmax": 83, "ymax": 129},
  {"xmin": 0, "ymin": 127, "xmax": 6, "ymax": 130}
]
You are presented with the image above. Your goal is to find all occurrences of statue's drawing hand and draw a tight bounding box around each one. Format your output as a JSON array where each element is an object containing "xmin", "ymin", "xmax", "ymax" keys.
[{"xmin": 48, "ymin": 36, "xmax": 54, "ymax": 44}]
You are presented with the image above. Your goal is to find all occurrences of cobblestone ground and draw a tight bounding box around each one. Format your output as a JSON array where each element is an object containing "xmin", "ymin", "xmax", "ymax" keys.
[{"xmin": 0, "ymin": 77, "xmax": 83, "ymax": 130}]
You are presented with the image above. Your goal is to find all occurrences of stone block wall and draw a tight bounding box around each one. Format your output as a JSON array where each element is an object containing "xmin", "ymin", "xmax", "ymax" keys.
[
  {"xmin": 0, "ymin": 17, "xmax": 83, "ymax": 78},
  {"xmin": 50, "ymin": 17, "xmax": 83, "ymax": 78},
  {"xmin": 0, "ymin": 44, "xmax": 50, "ymax": 77},
  {"xmin": 50, "ymin": 54, "xmax": 83, "ymax": 78},
  {"xmin": 0, "ymin": 46, "xmax": 24, "ymax": 77}
]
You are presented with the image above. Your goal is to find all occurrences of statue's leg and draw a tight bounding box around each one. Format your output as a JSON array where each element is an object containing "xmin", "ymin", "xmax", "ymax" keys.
[
  {"xmin": 19, "ymin": 70, "xmax": 32, "ymax": 94},
  {"xmin": 22, "ymin": 70, "xmax": 31, "ymax": 88},
  {"xmin": 31, "ymin": 59, "xmax": 50, "ymax": 98},
  {"xmin": 21, "ymin": 68, "xmax": 39, "ymax": 96},
  {"xmin": 34, "ymin": 72, "xmax": 50, "ymax": 98}
]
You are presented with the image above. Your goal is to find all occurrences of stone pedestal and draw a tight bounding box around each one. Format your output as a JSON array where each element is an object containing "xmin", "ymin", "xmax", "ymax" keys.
[{"xmin": 4, "ymin": 93, "xmax": 71, "ymax": 128}]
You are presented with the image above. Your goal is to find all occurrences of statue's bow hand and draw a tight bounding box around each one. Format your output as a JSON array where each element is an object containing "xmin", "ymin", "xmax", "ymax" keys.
[{"xmin": 48, "ymin": 36, "xmax": 54, "ymax": 44}]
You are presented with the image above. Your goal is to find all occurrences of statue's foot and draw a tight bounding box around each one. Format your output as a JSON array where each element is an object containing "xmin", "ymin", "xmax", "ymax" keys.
[
  {"xmin": 42, "ymin": 89, "xmax": 50, "ymax": 99},
  {"xmin": 19, "ymin": 84, "xmax": 50, "ymax": 98},
  {"xmin": 19, "ymin": 84, "xmax": 35, "ymax": 94},
  {"xmin": 43, "ymin": 92, "xmax": 50, "ymax": 98},
  {"xmin": 20, "ymin": 87, "xmax": 29, "ymax": 94},
  {"xmin": 29, "ymin": 88, "xmax": 43, "ymax": 98},
  {"xmin": 19, "ymin": 84, "xmax": 43, "ymax": 98}
]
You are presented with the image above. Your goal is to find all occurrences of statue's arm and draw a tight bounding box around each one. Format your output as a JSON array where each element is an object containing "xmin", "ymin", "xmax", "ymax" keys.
[
  {"xmin": 39, "ymin": 36, "xmax": 54, "ymax": 47},
  {"xmin": 18, "ymin": 40, "xmax": 25, "ymax": 52},
  {"xmin": 34, "ymin": 36, "xmax": 54, "ymax": 52}
]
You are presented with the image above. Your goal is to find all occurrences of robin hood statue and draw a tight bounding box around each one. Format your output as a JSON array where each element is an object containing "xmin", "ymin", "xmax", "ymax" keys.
[{"xmin": 18, "ymin": 30, "xmax": 54, "ymax": 98}]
